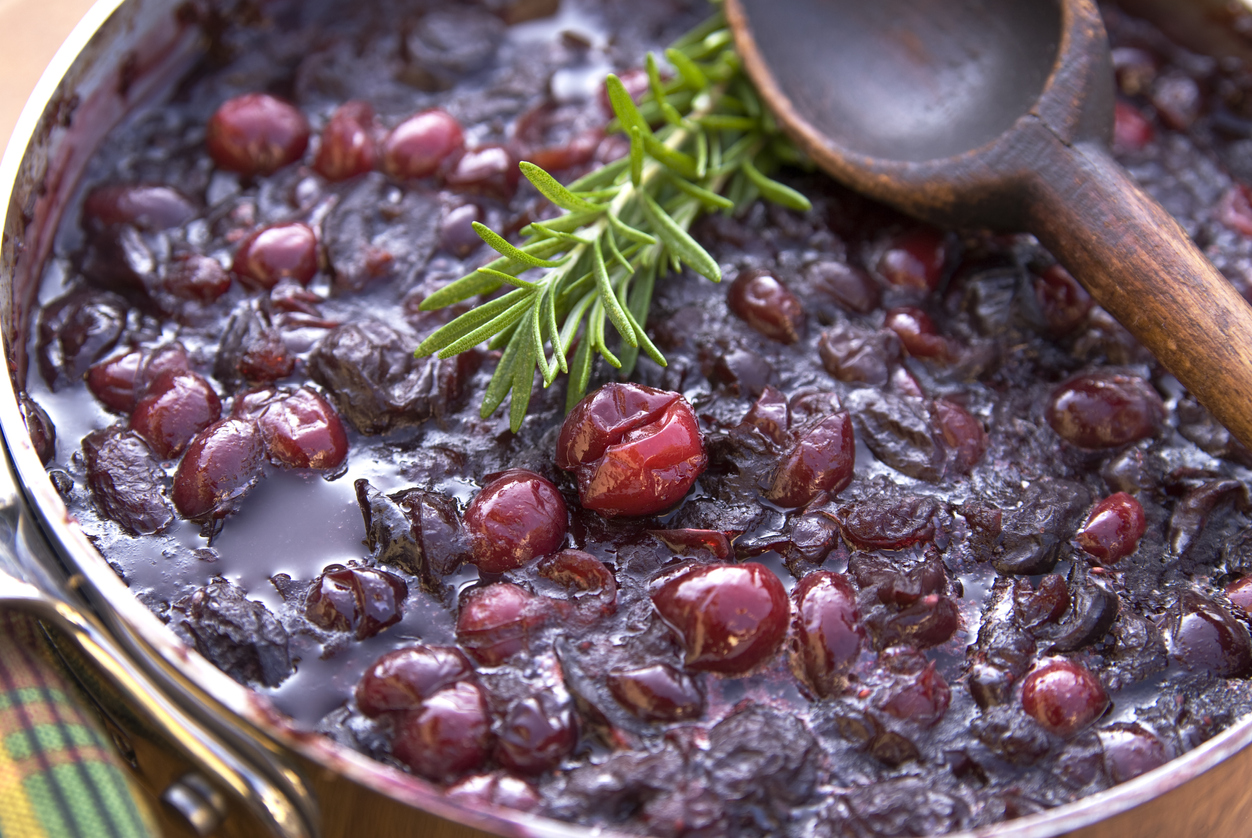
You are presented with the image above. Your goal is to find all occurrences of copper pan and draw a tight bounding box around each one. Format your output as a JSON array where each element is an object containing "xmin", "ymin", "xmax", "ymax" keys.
[{"xmin": 2, "ymin": 1, "xmax": 1252, "ymax": 836}]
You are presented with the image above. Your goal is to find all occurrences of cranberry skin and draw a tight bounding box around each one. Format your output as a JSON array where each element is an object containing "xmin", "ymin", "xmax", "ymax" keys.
[
  {"xmin": 495, "ymin": 691, "xmax": 578, "ymax": 774},
  {"xmin": 1166, "ymin": 593, "xmax": 1252, "ymax": 677},
  {"xmin": 456, "ymin": 583, "xmax": 555, "ymax": 666},
  {"xmin": 171, "ymin": 419, "xmax": 264, "ymax": 520},
  {"xmin": 767, "ymin": 412, "xmax": 856, "ymax": 507},
  {"xmin": 881, "ymin": 661, "xmax": 951, "ymax": 727},
  {"xmin": 82, "ymin": 184, "xmax": 196, "ymax": 231},
  {"xmin": 233, "ymin": 222, "xmax": 319, "ymax": 289},
  {"xmin": 19, "ymin": 395, "xmax": 56, "ymax": 466},
  {"xmin": 558, "ymin": 384, "xmax": 707, "ymax": 517},
  {"xmin": 877, "ymin": 228, "xmax": 947, "ymax": 292},
  {"xmin": 537, "ymin": 549, "xmax": 617, "ymax": 615},
  {"xmin": 257, "ymin": 388, "xmax": 348, "ymax": 469},
  {"xmin": 392, "ymin": 682, "xmax": 493, "ymax": 782},
  {"xmin": 306, "ymin": 564, "xmax": 407, "ymax": 640},
  {"xmin": 727, "ymin": 268, "xmax": 805, "ymax": 344},
  {"xmin": 356, "ymin": 645, "xmax": 475, "ymax": 716},
  {"xmin": 652, "ymin": 563, "xmax": 789, "ymax": 675},
  {"xmin": 129, "ymin": 371, "xmax": 222, "ymax": 459},
  {"xmin": 1046, "ymin": 372, "xmax": 1165, "ymax": 449},
  {"xmin": 463, "ymin": 470, "xmax": 568, "ymax": 573},
  {"xmin": 443, "ymin": 145, "xmax": 520, "ymax": 199},
  {"xmin": 1112, "ymin": 101, "xmax": 1155, "ymax": 152},
  {"xmin": 165, "ymin": 254, "xmax": 232, "ymax": 302},
  {"xmin": 932, "ymin": 399, "xmax": 987, "ymax": 473},
  {"xmin": 1075, "ymin": 492, "xmax": 1146, "ymax": 564},
  {"xmin": 445, "ymin": 774, "xmax": 540, "ymax": 813},
  {"xmin": 314, "ymin": 101, "xmax": 376, "ymax": 181},
  {"xmin": 790, "ymin": 571, "xmax": 864, "ymax": 698},
  {"xmin": 382, "ymin": 110, "xmax": 464, "ymax": 178},
  {"xmin": 1020, "ymin": 659, "xmax": 1109, "ymax": 737},
  {"xmin": 1226, "ymin": 577, "xmax": 1252, "ymax": 616},
  {"xmin": 883, "ymin": 307, "xmax": 948, "ymax": 359},
  {"xmin": 607, "ymin": 664, "xmax": 704, "ymax": 722},
  {"xmin": 206, "ymin": 93, "xmax": 309, "ymax": 176},
  {"xmin": 86, "ymin": 350, "xmax": 144, "ymax": 413},
  {"xmin": 1099, "ymin": 724, "xmax": 1169, "ymax": 784},
  {"xmin": 1033, "ymin": 264, "xmax": 1093, "ymax": 333}
]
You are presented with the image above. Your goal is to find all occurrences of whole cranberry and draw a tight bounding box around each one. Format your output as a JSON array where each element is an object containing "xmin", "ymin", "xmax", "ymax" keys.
[
  {"xmin": 356, "ymin": 645, "xmax": 475, "ymax": 716},
  {"xmin": 876, "ymin": 228, "xmax": 947, "ymax": 292},
  {"xmin": 257, "ymin": 387, "xmax": 348, "ymax": 470},
  {"xmin": 1166, "ymin": 593, "xmax": 1252, "ymax": 677},
  {"xmin": 880, "ymin": 660, "xmax": 951, "ymax": 727},
  {"xmin": 165, "ymin": 254, "xmax": 232, "ymax": 302},
  {"xmin": 439, "ymin": 203, "xmax": 483, "ymax": 256},
  {"xmin": 171, "ymin": 419, "xmax": 264, "ymax": 520},
  {"xmin": 607, "ymin": 663, "xmax": 704, "ymax": 722},
  {"xmin": 932, "ymin": 399, "xmax": 987, "ymax": 473},
  {"xmin": 805, "ymin": 260, "xmax": 880, "ymax": 314},
  {"xmin": 382, "ymin": 110, "xmax": 465, "ymax": 179},
  {"xmin": 727, "ymin": 268, "xmax": 805, "ymax": 344},
  {"xmin": 883, "ymin": 307, "xmax": 949, "ymax": 359},
  {"xmin": 1112, "ymin": 101, "xmax": 1155, "ymax": 152},
  {"xmin": 1033, "ymin": 264, "xmax": 1092, "ymax": 333},
  {"xmin": 1020, "ymin": 659, "xmax": 1108, "ymax": 737},
  {"xmin": 232, "ymin": 222, "xmax": 319, "ymax": 289},
  {"xmin": 305, "ymin": 564, "xmax": 407, "ymax": 640},
  {"xmin": 495, "ymin": 691, "xmax": 577, "ymax": 774},
  {"xmin": 1075, "ymin": 492, "xmax": 1146, "ymax": 564},
  {"xmin": 463, "ymin": 470, "xmax": 567, "ymax": 573},
  {"xmin": 206, "ymin": 93, "xmax": 309, "ymax": 176},
  {"xmin": 766, "ymin": 412, "xmax": 856, "ymax": 507},
  {"xmin": 391, "ymin": 681, "xmax": 493, "ymax": 782},
  {"xmin": 86, "ymin": 350, "xmax": 144, "ymax": 413},
  {"xmin": 557, "ymin": 383, "xmax": 706, "ymax": 517},
  {"xmin": 1099, "ymin": 723, "xmax": 1169, "ymax": 784},
  {"xmin": 82, "ymin": 184, "xmax": 196, "ymax": 231},
  {"xmin": 456, "ymin": 583, "xmax": 556, "ymax": 666},
  {"xmin": 314, "ymin": 101, "xmax": 376, "ymax": 181},
  {"xmin": 129, "ymin": 370, "xmax": 222, "ymax": 459},
  {"xmin": 790, "ymin": 571, "xmax": 864, "ymax": 698},
  {"xmin": 443, "ymin": 145, "xmax": 519, "ymax": 199},
  {"xmin": 652, "ymin": 563, "xmax": 789, "ymax": 675},
  {"xmin": 1046, "ymin": 371, "xmax": 1165, "ymax": 449}
]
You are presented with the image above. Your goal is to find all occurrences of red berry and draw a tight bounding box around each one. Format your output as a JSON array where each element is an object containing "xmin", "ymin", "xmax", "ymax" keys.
[
  {"xmin": 536, "ymin": 549, "xmax": 616, "ymax": 615},
  {"xmin": 1098, "ymin": 723, "xmax": 1169, "ymax": 783},
  {"xmin": 1020, "ymin": 659, "xmax": 1108, "ymax": 737},
  {"xmin": 171, "ymin": 418, "xmax": 264, "ymax": 520},
  {"xmin": 445, "ymin": 774, "xmax": 540, "ymax": 812},
  {"xmin": 206, "ymin": 93, "xmax": 309, "ymax": 176},
  {"xmin": 443, "ymin": 145, "xmax": 519, "ymax": 199},
  {"xmin": 456, "ymin": 583, "xmax": 557, "ymax": 666},
  {"xmin": 129, "ymin": 370, "xmax": 222, "ymax": 459},
  {"xmin": 607, "ymin": 664, "xmax": 704, "ymax": 722},
  {"xmin": 256, "ymin": 387, "xmax": 348, "ymax": 469},
  {"xmin": 463, "ymin": 470, "xmax": 568, "ymax": 573},
  {"xmin": 648, "ymin": 528, "xmax": 734, "ymax": 560},
  {"xmin": 790, "ymin": 571, "xmax": 864, "ymax": 698},
  {"xmin": 82, "ymin": 184, "xmax": 196, "ymax": 231},
  {"xmin": 880, "ymin": 660, "xmax": 951, "ymax": 727},
  {"xmin": 391, "ymin": 681, "xmax": 493, "ymax": 782},
  {"xmin": 495, "ymin": 691, "xmax": 577, "ymax": 774},
  {"xmin": 86, "ymin": 350, "xmax": 144, "ymax": 413},
  {"xmin": 727, "ymin": 268, "xmax": 805, "ymax": 344},
  {"xmin": 356, "ymin": 645, "xmax": 475, "ymax": 717},
  {"xmin": 652, "ymin": 563, "xmax": 789, "ymax": 675},
  {"xmin": 805, "ymin": 260, "xmax": 880, "ymax": 314},
  {"xmin": 932, "ymin": 399, "xmax": 987, "ymax": 473},
  {"xmin": 1046, "ymin": 371, "xmax": 1164, "ymax": 449},
  {"xmin": 883, "ymin": 306, "xmax": 949, "ymax": 359},
  {"xmin": 1226, "ymin": 577, "xmax": 1252, "ymax": 616},
  {"xmin": 1075, "ymin": 492, "xmax": 1146, "ymax": 564},
  {"xmin": 314, "ymin": 101, "xmax": 376, "ymax": 181},
  {"xmin": 232, "ymin": 222, "xmax": 319, "ymax": 289},
  {"xmin": 382, "ymin": 110, "xmax": 464, "ymax": 179},
  {"xmin": 1166, "ymin": 592, "xmax": 1252, "ymax": 677},
  {"xmin": 557, "ymin": 383, "xmax": 706, "ymax": 517},
  {"xmin": 305, "ymin": 564, "xmax": 407, "ymax": 640},
  {"xmin": 766, "ymin": 412, "xmax": 856, "ymax": 507},
  {"xmin": 741, "ymin": 386, "xmax": 789, "ymax": 445},
  {"xmin": 165, "ymin": 254, "xmax": 232, "ymax": 302},
  {"xmin": 1113, "ymin": 101, "xmax": 1155, "ymax": 152},
  {"xmin": 876, "ymin": 228, "xmax": 946, "ymax": 292},
  {"xmin": 1033, "ymin": 264, "xmax": 1092, "ymax": 333}
]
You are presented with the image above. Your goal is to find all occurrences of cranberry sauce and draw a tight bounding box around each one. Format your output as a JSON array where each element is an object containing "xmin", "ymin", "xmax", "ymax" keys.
[{"xmin": 20, "ymin": 0, "xmax": 1252, "ymax": 835}]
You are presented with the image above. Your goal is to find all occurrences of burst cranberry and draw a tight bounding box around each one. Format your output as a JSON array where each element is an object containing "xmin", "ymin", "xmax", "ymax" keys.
[
  {"xmin": 1099, "ymin": 724, "xmax": 1169, "ymax": 783},
  {"xmin": 82, "ymin": 184, "xmax": 196, "ymax": 231},
  {"xmin": 382, "ymin": 110, "xmax": 464, "ymax": 178},
  {"xmin": 1166, "ymin": 593, "xmax": 1252, "ymax": 676},
  {"xmin": 1112, "ymin": 101, "xmax": 1155, "ymax": 152},
  {"xmin": 876, "ymin": 228, "xmax": 947, "ymax": 292},
  {"xmin": 608, "ymin": 664, "xmax": 704, "ymax": 722},
  {"xmin": 652, "ymin": 563, "xmax": 789, "ymax": 675},
  {"xmin": 932, "ymin": 399, "xmax": 987, "ymax": 473},
  {"xmin": 557, "ymin": 383, "xmax": 706, "ymax": 517},
  {"xmin": 1015, "ymin": 575, "xmax": 1071, "ymax": 627},
  {"xmin": 232, "ymin": 222, "xmax": 319, "ymax": 289},
  {"xmin": 649, "ymin": 528, "xmax": 733, "ymax": 560},
  {"xmin": 727, "ymin": 268, "xmax": 805, "ymax": 344},
  {"xmin": 314, "ymin": 101, "xmax": 376, "ymax": 181},
  {"xmin": 171, "ymin": 418, "xmax": 264, "ymax": 520},
  {"xmin": 1226, "ymin": 577, "xmax": 1252, "ymax": 615},
  {"xmin": 129, "ymin": 370, "xmax": 222, "ymax": 459},
  {"xmin": 305, "ymin": 564, "xmax": 407, "ymax": 640},
  {"xmin": 206, "ymin": 93, "xmax": 309, "ymax": 175},
  {"xmin": 165, "ymin": 254, "xmax": 232, "ymax": 302},
  {"xmin": 1020, "ymin": 659, "xmax": 1109, "ymax": 737},
  {"xmin": 742, "ymin": 386, "xmax": 789, "ymax": 445},
  {"xmin": 767, "ymin": 412, "xmax": 855, "ymax": 507},
  {"xmin": 463, "ymin": 470, "xmax": 567, "ymax": 573},
  {"xmin": 1046, "ymin": 371, "xmax": 1165, "ymax": 449},
  {"xmin": 456, "ymin": 583, "xmax": 556, "ymax": 666},
  {"xmin": 805, "ymin": 260, "xmax": 880, "ymax": 314},
  {"xmin": 256, "ymin": 387, "xmax": 348, "ymax": 469},
  {"xmin": 537, "ymin": 549, "xmax": 616, "ymax": 614},
  {"xmin": 495, "ymin": 691, "xmax": 577, "ymax": 774},
  {"xmin": 790, "ymin": 571, "xmax": 864, "ymax": 698},
  {"xmin": 883, "ymin": 307, "xmax": 949, "ymax": 359},
  {"xmin": 1033, "ymin": 264, "xmax": 1093, "ymax": 332},
  {"xmin": 392, "ymin": 681, "xmax": 493, "ymax": 782},
  {"xmin": 443, "ymin": 145, "xmax": 519, "ymax": 199},
  {"xmin": 1075, "ymin": 492, "xmax": 1146, "ymax": 564},
  {"xmin": 356, "ymin": 645, "xmax": 475, "ymax": 716},
  {"xmin": 881, "ymin": 661, "xmax": 951, "ymax": 727}
]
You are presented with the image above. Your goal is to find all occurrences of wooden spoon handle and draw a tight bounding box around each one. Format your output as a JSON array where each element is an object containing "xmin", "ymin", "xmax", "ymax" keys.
[{"xmin": 1027, "ymin": 135, "xmax": 1252, "ymax": 452}]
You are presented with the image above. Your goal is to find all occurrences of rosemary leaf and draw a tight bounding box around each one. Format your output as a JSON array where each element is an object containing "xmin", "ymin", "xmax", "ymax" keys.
[
  {"xmin": 520, "ymin": 161, "xmax": 608, "ymax": 212},
  {"xmin": 743, "ymin": 157, "xmax": 813, "ymax": 211},
  {"xmin": 474, "ymin": 222, "xmax": 567, "ymax": 267},
  {"xmin": 640, "ymin": 192, "xmax": 720, "ymax": 282}
]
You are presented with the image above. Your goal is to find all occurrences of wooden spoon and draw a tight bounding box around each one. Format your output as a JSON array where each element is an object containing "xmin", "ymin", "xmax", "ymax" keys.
[{"xmin": 726, "ymin": 0, "xmax": 1252, "ymax": 452}]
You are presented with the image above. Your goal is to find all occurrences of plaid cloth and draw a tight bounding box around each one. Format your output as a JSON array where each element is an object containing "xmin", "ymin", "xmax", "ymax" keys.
[{"xmin": 0, "ymin": 612, "xmax": 158, "ymax": 838}]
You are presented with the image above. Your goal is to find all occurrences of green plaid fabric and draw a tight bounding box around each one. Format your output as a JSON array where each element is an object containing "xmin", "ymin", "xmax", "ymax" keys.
[{"xmin": 0, "ymin": 613, "xmax": 158, "ymax": 838}]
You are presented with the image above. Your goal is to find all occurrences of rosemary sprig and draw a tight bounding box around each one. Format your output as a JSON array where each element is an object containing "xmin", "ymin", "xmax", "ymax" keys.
[{"xmin": 415, "ymin": 10, "xmax": 811, "ymax": 431}]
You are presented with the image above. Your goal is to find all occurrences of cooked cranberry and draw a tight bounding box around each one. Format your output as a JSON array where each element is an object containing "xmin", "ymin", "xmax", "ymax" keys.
[
  {"xmin": 607, "ymin": 663, "xmax": 704, "ymax": 721},
  {"xmin": 1020, "ymin": 659, "xmax": 1108, "ymax": 737},
  {"xmin": 164, "ymin": 254, "xmax": 232, "ymax": 302},
  {"xmin": 818, "ymin": 322, "xmax": 898, "ymax": 386},
  {"xmin": 36, "ymin": 288, "xmax": 129, "ymax": 390},
  {"xmin": 1151, "ymin": 73, "xmax": 1203, "ymax": 130},
  {"xmin": 1226, "ymin": 577, "xmax": 1252, "ymax": 615},
  {"xmin": 649, "ymin": 528, "xmax": 733, "ymax": 560},
  {"xmin": 445, "ymin": 773, "xmax": 540, "ymax": 812},
  {"xmin": 1099, "ymin": 723, "xmax": 1169, "ymax": 783},
  {"xmin": 557, "ymin": 383, "xmax": 706, "ymax": 517},
  {"xmin": 356, "ymin": 645, "xmax": 475, "ymax": 716},
  {"xmin": 495, "ymin": 691, "xmax": 577, "ymax": 774},
  {"xmin": 788, "ymin": 390, "xmax": 842, "ymax": 430},
  {"xmin": 439, "ymin": 203, "xmax": 483, "ymax": 256},
  {"xmin": 1015, "ymin": 575, "xmax": 1071, "ymax": 627},
  {"xmin": 790, "ymin": 571, "xmax": 863, "ymax": 698},
  {"xmin": 18, "ymin": 395, "xmax": 56, "ymax": 465},
  {"xmin": 82, "ymin": 184, "xmax": 196, "ymax": 231},
  {"xmin": 652, "ymin": 563, "xmax": 789, "ymax": 675},
  {"xmin": 742, "ymin": 386, "xmax": 789, "ymax": 445},
  {"xmin": 305, "ymin": 564, "xmax": 407, "ymax": 640},
  {"xmin": 1046, "ymin": 371, "xmax": 1164, "ymax": 449},
  {"xmin": 256, "ymin": 387, "xmax": 348, "ymax": 469},
  {"xmin": 536, "ymin": 549, "xmax": 616, "ymax": 614},
  {"xmin": 1075, "ymin": 492, "xmax": 1146, "ymax": 564},
  {"xmin": 1166, "ymin": 592, "xmax": 1252, "ymax": 676},
  {"xmin": 880, "ymin": 660, "xmax": 950, "ymax": 727},
  {"xmin": 232, "ymin": 222, "xmax": 319, "ymax": 289},
  {"xmin": 873, "ymin": 594, "xmax": 961, "ymax": 649},
  {"xmin": 171, "ymin": 419, "xmax": 265, "ymax": 520},
  {"xmin": 1113, "ymin": 101, "xmax": 1155, "ymax": 152},
  {"xmin": 463, "ymin": 470, "xmax": 567, "ymax": 573},
  {"xmin": 206, "ymin": 93, "xmax": 309, "ymax": 175},
  {"xmin": 805, "ymin": 260, "xmax": 880, "ymax": 314},
  {"xmin": 443, "ymin": 145, "xmax": 519, "ymax": 199},
  {"xmin": 838, "ymin": 494, "xmax": 938, "ymax": 550},
  {"xmin": 456, "ymin": 582, "xmax": 555, "ymax": 666},
  {"xmin": 876, "ymin": 228, "xmax": 947, "ymax": 292},
  {"xmin": 709, "ymin": 347, "xmax": 773, "ymax": 398},
  {"xmin": 130, "ymin": 370, "xmax": 222, "ymax": 459},
  {"xmin": 524, "ymin": 128, "xmax": 601, "ymax": 172},
  {"xmin": 1220, "ymin": 184, "xmax": 1252, "ymax": 238},
  {"xmin": 883, "ymin": 307, "xmax": 949, "ymax": 359},
  {"xmin": 392, "ymin": 681, "xmax": 493, "ymax": 782},
  {"xmin": 727, "ymin": 268, "xmax": 805, "ymax": 344},
  {"xmin": 932, "ymin": 399, "xmax": 987, "ymax": 473},
  {"xmin": 382, "ymin": 110, "xmax": 464, "ymax": 178},
  {"xmin": 86, "ymin": 350, "xmax": 144, "ymax": 413},
  {"xmin": 314, "ymin": 101, "xmax": 376, "ymax": 181},
  {"xmin": 83, "ymin": 428, "xmax": 174, "ymax": 535},
  {"xmin": 1033, "ymin": 264, "xmax": 1093, "ymax": 332},
  {"xmin": 767, "ymin": 412, "xmax": 855, "ymax": 507}
]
